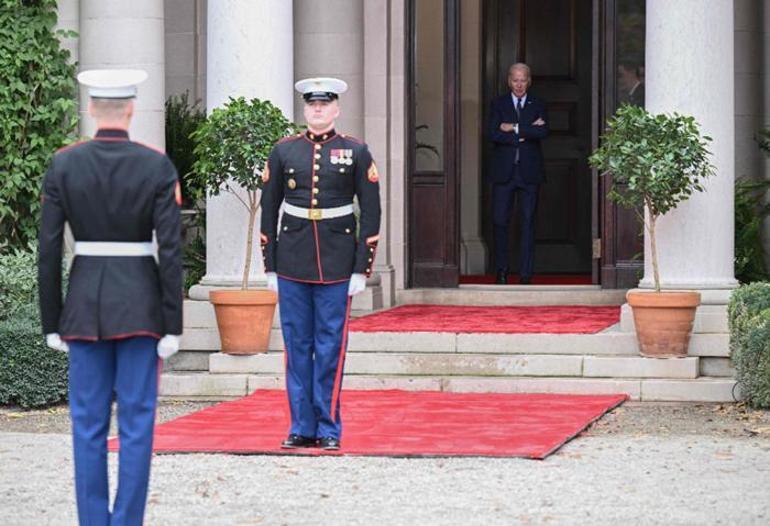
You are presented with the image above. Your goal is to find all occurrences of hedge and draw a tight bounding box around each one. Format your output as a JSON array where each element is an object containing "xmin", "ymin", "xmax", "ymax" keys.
[
  {"xmin": 728, "ymin": 282, "xmax": 770, "ymax": 408},
  {"xmin": 0, "ymin": 315, "xmax": 68, "ymax": 408}
]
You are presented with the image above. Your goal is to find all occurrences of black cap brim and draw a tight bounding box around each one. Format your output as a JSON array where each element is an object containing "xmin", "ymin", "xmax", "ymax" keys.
[{"xmin": 303, "ymin": 91, "xmax": 338, "ymax": 102}]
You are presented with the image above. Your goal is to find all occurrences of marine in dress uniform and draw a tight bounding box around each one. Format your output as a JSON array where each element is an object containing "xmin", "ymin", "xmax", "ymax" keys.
[
  {"xmin": 260, "ymin": 77, "xmax": 381, "ymax": 450},
  {"xmin": 488, "ymin": 63, "xmax": 549, "ymax": 285},
  {"xmin": 38, "ymin": 69, "xmax": 183, "ymax": 525}
]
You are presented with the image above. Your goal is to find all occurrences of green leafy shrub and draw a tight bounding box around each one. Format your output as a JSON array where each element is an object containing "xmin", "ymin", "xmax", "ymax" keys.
[
  {"xmin": 589, "ymin": 104, "xmax": 715, "ymax": 291},
  {"xmin": 728, "ymin": 283, "xmax": 770, "ymax": 408},
  {"xmin": 165, "ymin": 92, "xmax": 207, "ymax": 208},
  {"xmin": 734, "ymin": 178, "xmax": 770, "ymax": 284},
  {"xmin": 0, "ymin": 0, "xmax": 78, "ymax": 248},
  {"xmin": 0, "ymin": 244, "xmax": 39, "ymax": 320},
  {"xmin": 191, "ymin": 97, "xmax": 297, "ymax": 289},
  {"xmin": 0, "ymin": 315, "xmax": 68, "ymax": 408}
]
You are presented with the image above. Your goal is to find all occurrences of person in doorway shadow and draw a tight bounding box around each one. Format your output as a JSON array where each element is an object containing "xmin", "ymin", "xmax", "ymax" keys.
[{"xmin": 488, "ymin": 62, "xmax": 549, "ymax": 285}]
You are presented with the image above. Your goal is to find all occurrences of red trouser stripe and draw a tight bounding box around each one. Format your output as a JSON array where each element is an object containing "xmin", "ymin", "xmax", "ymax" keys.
[{"xmin": 330, "ymin": 296, "xmax": 353, "ymax": 422}]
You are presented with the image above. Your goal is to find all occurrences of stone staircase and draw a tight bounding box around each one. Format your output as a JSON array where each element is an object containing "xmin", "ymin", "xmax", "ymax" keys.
[{"xmin": 164, "ymin": 287, "xmax": 737, "ymax": 402}]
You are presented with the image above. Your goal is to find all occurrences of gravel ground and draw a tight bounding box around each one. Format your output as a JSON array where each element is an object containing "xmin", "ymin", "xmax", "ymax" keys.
[{"xmin": 1, "ymin": 401, "xmax": 769, "ymax": 525}]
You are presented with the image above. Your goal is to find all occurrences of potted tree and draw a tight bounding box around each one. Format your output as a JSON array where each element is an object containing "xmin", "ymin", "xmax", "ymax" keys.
[
  {"xmin": 191, "ymin": 97, "xmax": 297, "ymax": 354},
  {"xmin": 589, "ymin": 104, "xmax": 715, "ymax": 357}
]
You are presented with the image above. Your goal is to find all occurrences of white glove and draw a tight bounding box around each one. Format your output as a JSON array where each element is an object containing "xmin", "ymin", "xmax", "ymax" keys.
[
  {"xmin": 45, "ymin": 333, "xmax": 69, "ymax": 353},
  {"xmin": 348, "ymin": 273, "xmax": 367, "ymax": 296},
  {"xmin": 157, "ymin": 335, "xmax": 180, "ymax": 359},
  {"xmin": 266, "ymin": 272, "xmax": 278, "ymax": 292}
]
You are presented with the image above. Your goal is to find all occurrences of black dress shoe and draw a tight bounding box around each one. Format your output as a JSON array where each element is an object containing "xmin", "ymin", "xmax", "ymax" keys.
[
  {"xmin": 318, "ymin": 437, "xmax": 341, "ymax": 450},
  {"xmin": 281, "ymin": 434, "xmax": 317, "ymax": 449},
  {"xmin": 519, "ymin": 276, "xmax": 532, "ymax": 285},
  {"xmin": 495, "ymin": 270, "xmax": 508, "ymax": 285}
]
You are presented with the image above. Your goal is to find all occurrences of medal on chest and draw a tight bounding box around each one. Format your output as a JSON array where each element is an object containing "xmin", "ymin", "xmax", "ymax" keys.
[{"xmin": 330, "ymin": 149, "xmax": 354, "ymax": 166}]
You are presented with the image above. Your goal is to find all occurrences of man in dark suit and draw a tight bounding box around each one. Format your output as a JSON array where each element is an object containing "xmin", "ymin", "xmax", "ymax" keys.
[
  {"xmin": 38, "ymin": 69, "xmax": 182, "ymax": 525},
  {"xmin": 261, "ymin": 77, "xmax": 381, "ymax": 450},
  {"xmin": 488, "ymin": 62, "xmax": 549, "ymax": 284},
  {"xmin": 618, "ymin": 61, "xmax": 645, "ymax": 107}
]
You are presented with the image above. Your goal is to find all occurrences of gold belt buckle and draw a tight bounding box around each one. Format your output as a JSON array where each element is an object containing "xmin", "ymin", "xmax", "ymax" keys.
[{"xmin": 308, "ymin": 208, "xmax": 323, "ymax": 221}]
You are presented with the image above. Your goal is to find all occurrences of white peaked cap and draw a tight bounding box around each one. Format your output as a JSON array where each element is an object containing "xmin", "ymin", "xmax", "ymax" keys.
[
  {"xmin": 77, "ymin": 69, "xmax": 148, "ymax": 99},
  {"xmin": 294, "ymin": 77, "xmax": 349, "ymax": 101}
]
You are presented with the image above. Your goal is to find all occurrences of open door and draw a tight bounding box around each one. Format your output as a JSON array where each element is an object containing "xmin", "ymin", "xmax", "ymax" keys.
[{"xmin": 407, "ymin": 0, "xmax": 461, "ymax": 288}]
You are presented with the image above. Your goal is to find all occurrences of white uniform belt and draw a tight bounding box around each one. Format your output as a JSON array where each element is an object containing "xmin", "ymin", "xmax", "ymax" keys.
[
  {"xmin": 74, "ymin": 241, "xmax": 155, "ymax": 257},
  {"xmin": 283, "ymin": 202, "xmax": 354, "ymax": 221}
]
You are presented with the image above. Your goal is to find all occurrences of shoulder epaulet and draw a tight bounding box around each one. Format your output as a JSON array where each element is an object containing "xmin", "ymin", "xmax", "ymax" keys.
[
  {"xmin": 56, "ymin": 139, "xmax": 90, "ymax": 154},
  {"xmin": 340, "ymin": 133, "xmax": 364, "ymax": 144},
  {"xmin": 278, "ymin": 133, "xmax": 303, "ymax": 144},
  {"xmin": 132, "ymin": 140, "xmax": 167, "ymax": 155}
]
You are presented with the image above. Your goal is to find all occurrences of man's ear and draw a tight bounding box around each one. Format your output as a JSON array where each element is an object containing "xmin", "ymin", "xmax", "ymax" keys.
[{"xmin": 125, "ymin": 100, "xmax": 135, "ymax": 119}]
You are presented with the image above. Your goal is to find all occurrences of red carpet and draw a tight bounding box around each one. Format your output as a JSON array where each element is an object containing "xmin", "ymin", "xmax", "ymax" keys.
[
  {"xmin": 349, "ymin": 305, "xmax": 620, "ymax": 334},
  {"xmin": 460, "ymin": 274, "xmax": 592, "ymax": 285},
  {"xmin": 110, "ymin": 390, "xmax": 627, "ymax": 459}
]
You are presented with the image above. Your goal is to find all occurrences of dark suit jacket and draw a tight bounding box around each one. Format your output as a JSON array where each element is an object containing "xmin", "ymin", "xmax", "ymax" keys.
[
  {"xmin": 38, "ymin": 129, "xmax": 183, "ymax": 340},
  {"xmin": 488, "ymin": 93, "xmax": 549, "ymax": 184}
]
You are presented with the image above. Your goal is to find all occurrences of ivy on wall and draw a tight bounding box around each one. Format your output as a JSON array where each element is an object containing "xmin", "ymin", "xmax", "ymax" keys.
[{"xmin": 0, "ymin": 0, "xmax": 78, "ymax": 249}]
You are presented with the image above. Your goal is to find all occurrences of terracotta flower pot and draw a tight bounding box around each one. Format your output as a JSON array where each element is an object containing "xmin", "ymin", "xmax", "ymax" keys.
[
  {"xmin": 209, "ymin": 289, "xmax": 278, "ymax": 355},
  {"xmin": 626, "ymin": 290, "xmax": 701, "ymax": 358}
]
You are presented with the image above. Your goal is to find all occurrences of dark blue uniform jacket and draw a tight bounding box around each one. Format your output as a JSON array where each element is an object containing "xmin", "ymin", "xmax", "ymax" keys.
[
  {"xmin": 38, "ymin": 129, "xmax": 183, "ymax": 340},
  {"xmin": 260, "ymin": 130, "xmax": 381, "ymax": 283}
]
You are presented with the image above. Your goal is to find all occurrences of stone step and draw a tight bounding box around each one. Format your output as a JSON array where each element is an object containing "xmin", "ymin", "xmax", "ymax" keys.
[
  {"xmin": 397, "ymin": 287, "xmax": 627, "ymax": 306},
  {"xmin": 180, "ymin": 328, "xmax": 729, "ymax": 357},
  {"xmin": 159, "ymin": 372, "xmax": 738, "ymax": 402},
  {"xmin": 208, "ymin": 352, "xmax": 701, "ymax": 379}
]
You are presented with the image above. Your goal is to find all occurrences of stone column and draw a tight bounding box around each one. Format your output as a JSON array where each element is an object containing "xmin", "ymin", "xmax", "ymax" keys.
[
  {"xmin": 79, "ymin": 0, "xmax": 165, "ymax": 148},
  {"xmin": 641, "ymin": 0, "xmax": 738, "ymax": 297},
  {"xmin": 195, "ymin": 0, "xmax": 294, "ymax": 291},
  {"xmin": 294, "ymin": 0, "xmax": 364, "ymax": 138},
  {"xmin": 56, "ymin": 0, "xmax": 79, "ymax": 64}
]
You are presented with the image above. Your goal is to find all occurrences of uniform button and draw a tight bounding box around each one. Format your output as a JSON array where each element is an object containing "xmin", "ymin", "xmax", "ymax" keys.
[
  {"xmin": 283, "ymin": 226, "xmax": 288, "ymax": 231},
  {"xmin": 313, "ymin": 188, "xmax": 319, "ymax": 194},
  {"xmin": 339, "ymin": 168, "xmax": 345, "ymax": 173},
  {"xmin": 322, "ymin": 134, "xmax": 328, "ymax": 140},
  {"xmin": 368, "ymin": 258, "xmax": 373, "ymax": 262},
  {"xmin": 289, "ymin": 168, "xmax": 295, "ymax": 174},
  {"xmin": 313, "ymin": 176, "xmax": 319, "ymax": 182},
  {"xmin": 314, "ymin": 153, "xmax": 321, "ymax": 160},
  {"xmin": 312, "ymin": 199, "xmax": 318, "ymax": 205},
  {"xmin": 366, "ymin": 268, "xmax": 371, "ymax": 273},
  {"xmin": 345, "ymin": 228, "xmax": 351, "ymax": 234},
  {"xmin": 314, "ymin": 164, "xmax": 320, "ymax": 170},
  {"xmin": 315, "ymin": 144, "xmax": 321, "ymax": 150}
]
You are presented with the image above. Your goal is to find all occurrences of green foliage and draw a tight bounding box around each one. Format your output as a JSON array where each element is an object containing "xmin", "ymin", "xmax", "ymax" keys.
[
  {"xmin": 728, "ymin": 283, "xmax": 770, "ymax": 408},
  {"xmin": 589, "ymin": 104, "xmax": 715, "ymax": 291},
  {"xmin": 589, "ymin": 104, "xmax": 715, "ymax": 217},
  {"xmin": 190, "ymin": 97, "xmax": 297, "ymax": 288},
  {"xmin": 0, "ymin": 244, "xmax": 39, "ymax": 320},
  {"xmin": 734, "ymin": 178, "xmax": 770, "ymax": 284},
  {"xmin": 183, "ymin": 214, "xmax": 206, "ymax": 294},
  {"xmin": 0, "ymin": 0, "xmax": 79, "ymax": 248},
  {"xmin": 0, "ymin": 314, "xmax": 69, "ymax": 408},
  {"xmin": 190, "ymin": 97, "xmax": 297, "ymax": 195},
  {"xmin": 165, "ymin": 92, "xmax": 206, "ymax": 208}
]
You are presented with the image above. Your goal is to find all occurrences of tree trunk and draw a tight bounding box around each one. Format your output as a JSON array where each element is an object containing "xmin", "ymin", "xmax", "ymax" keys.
[
  {"xmin": 242, "ymin": 204, "xmax": 257, "ymax": 290},
  {"xmin": 648, "ymin": 213, "xmax": 660, "ymax": 292}
]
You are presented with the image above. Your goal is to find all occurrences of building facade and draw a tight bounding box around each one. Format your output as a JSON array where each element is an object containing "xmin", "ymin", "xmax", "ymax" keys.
[{"xmin": 58, "ymin": 0, "xmax": 770, "ymax": 315}]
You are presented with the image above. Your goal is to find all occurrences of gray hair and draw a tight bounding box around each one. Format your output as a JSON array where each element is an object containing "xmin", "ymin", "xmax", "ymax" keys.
[{"xmin": 508, "ymin": 63, "xmax": 531, "ymax": 80}]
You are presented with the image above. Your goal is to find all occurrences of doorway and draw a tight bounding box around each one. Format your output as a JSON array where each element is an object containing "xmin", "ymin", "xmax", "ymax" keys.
[{"xmin": 480, "ymin": 0, "xmax": 594, "ymax": 279}]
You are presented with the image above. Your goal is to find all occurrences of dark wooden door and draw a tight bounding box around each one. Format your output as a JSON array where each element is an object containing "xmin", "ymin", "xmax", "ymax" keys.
[
  {"xmin": 483, "ymin": 0, "xmax": 594, "ymax": 275},
  {"xmin": 407, "ymin": 0, "xmax": 461, "ymax": 287}
]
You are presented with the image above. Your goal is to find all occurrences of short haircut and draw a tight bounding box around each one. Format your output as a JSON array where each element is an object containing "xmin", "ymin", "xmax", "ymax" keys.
[
  {"xmin": 90, "ymin": 98, "xmax": 132, "ymax": 120},
  {"xmin": 508, "ymin": 62, "xmax": 531, "ymax": 79}
]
